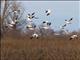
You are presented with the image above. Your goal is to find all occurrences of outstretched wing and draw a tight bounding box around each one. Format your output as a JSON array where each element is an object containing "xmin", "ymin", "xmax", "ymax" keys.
[
  {"xmin": 45, "ymin": 10, "xmax": 48, "ymax": 13},
  {"xmin": 63, "ymin": 24, "xmax": 66, "ymax": 27},
  {"xmin": 32, "ymin": 12, "xmax": 35, "ymax": 15},
  {"xmin": 69, "ymin": 17, "xmax": 73, "ymax": 21},
  {"xmin": 28, "ymin": 13, "xmax": 30, "ymax": 16},
  {"xmin": 65, "ymin": 19, "xmax": 67, "ymax": 21}
]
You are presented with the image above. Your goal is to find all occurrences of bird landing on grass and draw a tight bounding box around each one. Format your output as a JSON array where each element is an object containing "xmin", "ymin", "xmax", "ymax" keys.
[
  {"xmin": 30, "ymin": 33, "xmax": 39, "ymax": 39},
  {"xmin": 69, "ymin": 34, "xmax": 78, "ymax": 40}
]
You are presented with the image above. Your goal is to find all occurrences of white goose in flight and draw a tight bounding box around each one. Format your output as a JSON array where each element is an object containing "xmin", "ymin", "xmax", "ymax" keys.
[
  {"xmin": 27, "ymin": 12, "xmax": 38, "ymax": 22},
  {"xmin": 64, "ymin": 18, "xmax": 73, "ymax": 24},
  {"xmin": 41, "ymin": 21, "xmax": 51, "ymax": 29},
  {"xmin": 45, "ymin": 9, "xmax": 51, "ymax": 16}
]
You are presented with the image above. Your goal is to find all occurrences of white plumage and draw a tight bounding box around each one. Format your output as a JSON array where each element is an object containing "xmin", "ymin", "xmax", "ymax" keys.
[
  {"xmin": 43, "ymin": 21, "xmax": 51, "ymax": 26},
  {"xmin": 45, "ymin": 9, "xmax": 51, "ymax": 16},
  {"xmin": 71, "ymin": 35, "xmax": 78, "ymax": 38},
  {"xmin": 42, "ymin": 27, "xmax": 49, "ymax": 29},
  {"xmin": 9, "ymin": 24, "xmax": 14, "ymax": 27},
  {"xmin": 27, "ymin": 17, "xmax": 32, "ymax": 22},
  {"xmin": 32, "ymin": 33, "xmax": 39, "ymax": 38},
  {"xmin": 31, "ymin": 33, "xmax": 39, "ymax": 39},
  {"xmin": 11, "ymin": 20, "xmax": 15, "ymax": 25},
  {"xmin": 27, "ymin": 12, "xmax": 38, "ymax": 22},
  {"xmin": 70, "ymin": 35, "xmax": 78, "ymax": 40},
  {"xmin": 26, "ymin": 22, "xmax": 36, "ymax": 31},
  {"xmin": 41, "ymin": 21, "xmax": 51, "ymax": 29},
  {"xmin": 14, "ymin": 11, "xmax": 17, "ymax": 14},
  {"xmin": 13, "ymin": 9, "xmax": 20, "ymax": 14},
  {"xmin": 65, "ymin": 20, "xmax": 71, "ymax": 24},
  {"xmin": 60, "ymin": 24, "xmax": 67, "ymax": 29},
  {"xmin": 5, "ymin": 19, "xmax": 15, "ymax": 29},
  {"xmin": 64, "ymin": 18, "xmax": 73, "ymax": 24}
]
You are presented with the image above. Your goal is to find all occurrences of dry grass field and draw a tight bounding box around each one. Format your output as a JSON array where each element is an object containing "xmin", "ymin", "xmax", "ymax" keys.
[{"xmin": 1, "ymin": 31, "xmax": 80, "ymax": 60}]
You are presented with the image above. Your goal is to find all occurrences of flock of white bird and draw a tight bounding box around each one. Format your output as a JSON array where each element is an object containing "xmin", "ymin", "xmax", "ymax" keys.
[{"xmin": 4, "ymin": 9, "xmax": 78, "ymax": 40}]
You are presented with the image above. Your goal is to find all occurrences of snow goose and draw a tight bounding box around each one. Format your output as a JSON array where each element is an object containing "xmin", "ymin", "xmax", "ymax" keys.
[
  {"xmin": 64, "ymin": 18, "xmax": 73, "ymax": 24},
  {"xmin": 30, "ymin": 33, "xmax": 39, "ymax": 39},
  {"xmin": 70, "ymin": 34, "xmax": 78, "ymax": 40},
  {"xmin": 45, "ymin": 9, "xmax": 51, "ymax": 16}
]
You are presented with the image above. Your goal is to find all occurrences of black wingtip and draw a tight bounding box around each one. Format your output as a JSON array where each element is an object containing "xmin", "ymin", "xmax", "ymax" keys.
[
  {"xmin": 65, "ymin": 19, "xmax": 67, "ymax": 21},
  {"xmin": 70, "ymin": 18, "xmax": 73, "ymax": 20},
  {"xmin": 32, "ymin": 12, "xmax": 35, "ymax": 15},
  {"xmin": 69, "ymin": 38, "xmax": 72, "ymax": 40},
  {"xmin": 47, "ymin": 13, "xmax": 50, "ymax": 16},
  {"xmin": 45, "ymin": 10, "xmax": 48, "ymax": 13},
  {"xmin": 43, "ymin": 21, "xmax": 46, "ymax": 23},
  {"xmin": 30, "ymin": 37, "xmax": 33, "ymax": 39}
]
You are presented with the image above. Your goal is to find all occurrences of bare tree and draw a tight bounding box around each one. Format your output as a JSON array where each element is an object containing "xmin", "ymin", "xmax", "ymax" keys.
[{"xmin": 1, "ymin": 0, "xmax": 24, "ymax": 33}]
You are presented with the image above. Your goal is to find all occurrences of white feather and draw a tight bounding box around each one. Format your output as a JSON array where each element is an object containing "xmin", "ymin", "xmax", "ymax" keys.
[
  {"xmin": 32, "ymin": 33, "xmax": 39, "ymax": 38},
  {"xmin": 71, "ymin": 35, "xmax": 78, "ymax": 38},
  {"xmin": 47, "ymin": 9, "xmax": 51, "ymax": 13}
]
